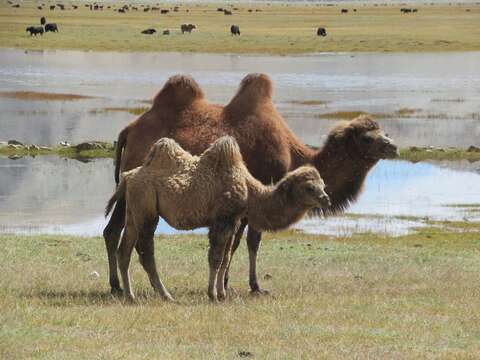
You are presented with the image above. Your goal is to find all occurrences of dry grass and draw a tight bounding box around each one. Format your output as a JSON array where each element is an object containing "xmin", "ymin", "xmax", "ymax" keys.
[
  {"xmin": 1, "ymin": 226, "xmax": 480, "ymax": 359},
  {"xmin": 0, "ymin": 90, "xmax": 94, "ymax": 101},
  {"xmin": 316, "ymin": 108, "xmax": 420, "ymax": 120},
  {"xmin": 0, "ymin": 2, "xmax": 479, "ymax": 54},
  {"xmin": 288, "ymin": 100, "xmax": 329, "ymax": 106}
]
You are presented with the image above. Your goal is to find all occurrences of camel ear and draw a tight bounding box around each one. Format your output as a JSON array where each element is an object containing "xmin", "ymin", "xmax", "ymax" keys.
[{"xmin": 278, "ymin": 177, "xmax": 294, "ymax": 200}]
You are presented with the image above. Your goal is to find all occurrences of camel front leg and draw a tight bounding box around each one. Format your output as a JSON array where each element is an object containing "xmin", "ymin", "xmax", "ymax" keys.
[
  {"xmin": 103, "ymin": 199, "xmax": 126, "ymax": 295},
  {"xmin": 247, "ymin": 227, "xmax": 268, "ymax": 295},
  {"xmin": 208, "ymin": 217, "xmax": 237, "ymax": 302},
  {"xmin": 223, "ymin": 218, "xmax": 248, "ymax": 291}
]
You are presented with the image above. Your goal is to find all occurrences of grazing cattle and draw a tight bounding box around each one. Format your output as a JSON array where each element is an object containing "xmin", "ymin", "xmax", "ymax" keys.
[
  {"xmin": 141, "ymin": 28, "xmax": 156, "ymax": 35},
  {"xmin": 45, "ymin": 23, "xmax": 58, "ymax": 32},
  {"xmin": 50, "ymin": 5, "xmax": 55, "ymax": 10},
  {"xmin": 181, "ymin": 23, "xmax": 196, "ymax": 33},
  {"xmin": 160, "ymin": 9, "xmax": 169, "ymax": 14},
  {"xmin": 118, "ymin": 8, "xmax": 125, "ymax": 13},
  {"xmin": 217, "ymin": 7, "xmax": 223, "ymax": 12},
  {"xmin": 73, "ymin": 5, "xmax": 78, "ymax": 9},
  {"xmin": 26, "ymin": 26, "xmax": 44, "ymax": 36},
  {"xmin": 317, "ymin": 27, "xmax": 327, "ymax": 36},
  {"xmin": 224, "ymin": 9, "xmax": 232, "ymax": 15},
  {"xmin": 144, "ymin": 7, "xmax": 149, "ymax": 12},
  {"xmin": 163, "ymin": 30, "xmax": 170, "ymax": 35},
  {"xmin": 12, "ymin": 4, "xmax": 20, "ymax": 8},
  {"xmin": 37, "ymin": 6, "xmax": 43, "ymax": 10},
  {"xmin": 173, "ymin": 6, "xmax": 179, "ymax": 12},
  {"xmin": 248, "ymin": 9, "xmax": 252, "ymax": 12},
  {"xmin": 40, "ymin": 17, "xmax": 46, "ymax": 25},
  {"xmin": 341, "ymin": 8, "xmax": 348, "ymax": 13},
  {"xmin": 230, "ymin": 25, "xmax": 240, "ymax": 36}
]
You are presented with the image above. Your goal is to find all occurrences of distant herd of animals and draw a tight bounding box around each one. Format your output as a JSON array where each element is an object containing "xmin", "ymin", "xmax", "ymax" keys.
[
  {"xmin": 103, "ymin": 73, "xmax": 398, "ymax": 301},
  {"xmin": 26, "ymin": 16, "xmax": 58, "ymax": 36}
]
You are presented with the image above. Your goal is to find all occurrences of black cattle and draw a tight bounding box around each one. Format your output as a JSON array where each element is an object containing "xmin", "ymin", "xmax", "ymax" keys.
[
  {"xmin": 141, "ymin": 28, "xmax": 156, "ymax": 35},
  {"xmin": 50, "ymin": 5, "xmax": 55, "ymax": 10},
  {"xmin": 12, "ymin": 4, "xmax": 20, "ymax": 8},
  {"xmin": 317, "ymin": 27, "xmax": 327, "ymax": 36},
  {"xmin": 163, "ymin": 29, "xmax": 170, "ymax": 35},
  {"xmin": 341, "ymin": 9, "xmax": 348, "ymax": 13},
  {"xmin": 40, "ymin": 17, "xmax": 46, "ymax": 25},
  {"xmin": 224, "ymin": 9, "xmax": 232, "ymax": 15},
  {"xmin": 26, "ymin": 26, "xmax": 44, "ymax": 36},
  {"xmin": 73, "ymin": 5, "xmax": 78, "ymax": 9},
  {"xmin": 144, "ymin": 7, "xmax": 149, "ymax": 12},
  {"xmin": 217, "ymin": 7, "xmax": 223, "ymax": 12},
  {"xmin": 45, "ymin": 23, "xmax": 58, "ymax": 32},
  {"xmin": 37, "ymin": 6, "xmax": 43, "ymax": 10},
  {"xmin": 230, "ymin": 25, "xmax": 240, "ymax": 36},
  {"xmin": 160, "ymin": 9, "xmax": 169, "ymax": 14},
  {"xmin": 118, "ymin": 8, "xmax": 125, "ymax": 13},
  {"xmin": 181, "ymin": 23, "xmax": 196, "ymax": 33}
]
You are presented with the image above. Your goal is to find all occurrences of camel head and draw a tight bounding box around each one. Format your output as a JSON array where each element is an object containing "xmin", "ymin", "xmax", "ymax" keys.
[
  {"xmin": 277, "ymin": 166, "xmax": 331, "ymax": 209},
  {"xmin": 328, "ymin": 115, "xmax": 399, "ymax": 161}
]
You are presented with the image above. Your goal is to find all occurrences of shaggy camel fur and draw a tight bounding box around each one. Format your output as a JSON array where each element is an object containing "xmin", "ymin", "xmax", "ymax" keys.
[
  {"xmin": 103, "ymin": 73, "xmax": 398, "ymax": 296},
  {"xmin": 106, "ymin": 136, "xmax": 330, "ymax": 301}
]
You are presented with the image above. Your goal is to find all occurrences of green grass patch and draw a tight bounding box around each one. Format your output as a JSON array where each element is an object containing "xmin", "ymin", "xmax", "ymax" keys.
[
  {"xmin": 1, "ymin": 226, "xmax": 480, "ymax": 358},
  {"xmin": 1, "ymin": 3, "xmax": 480, "ymax": 54},
  {"xmin": 399, "ymin": 147, "xmax": 480, "ymax": 162},
  {"xmin": 89, "ymin": 106, "xmax": 150, "ymax": 116}
]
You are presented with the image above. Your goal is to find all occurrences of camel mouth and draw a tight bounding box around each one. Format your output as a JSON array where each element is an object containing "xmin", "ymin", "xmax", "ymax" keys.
[
  {"xmin": 381, "ymin": 143, "xmax": 400, "ymax": 159},
  {"xmin": 316, "ymin": 194, "xmax": 331, "ymax": 209}
]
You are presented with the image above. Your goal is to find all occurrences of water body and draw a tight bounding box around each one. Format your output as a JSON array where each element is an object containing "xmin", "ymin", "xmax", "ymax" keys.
[
  {"xmin": 1, "ymin": 48, "xmax": 479, "ymax": 148},
  {"xmin": 1, "ymin": 157, "xmax": 479, "ymax": 236}
]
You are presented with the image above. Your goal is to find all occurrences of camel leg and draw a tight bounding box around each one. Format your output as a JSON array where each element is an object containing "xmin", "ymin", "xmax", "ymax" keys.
[
  {"xmin": 117, "ymin": 216, "xmax": 137, "ymax": 302},
  {"xmin": 207, "ymin": 217, "xmax": 237, "ymax": 302},
  {"xmin": 223, "ymin": 218, "xmax": 248, "ymax": 290},
  {"xmin": 247, "ymin": 227, "xmax": 268, "ymax": 295},
  {"xmin": 135, "ymin": 217, "xmax": 174, "ymax": 302},
  {"xmin": 103, "ymin": 198, "xmax": 125, "ymax": 295},
  {"xmin": 216, "ymin": 219, "xmax": 240, "ymax": 301}
]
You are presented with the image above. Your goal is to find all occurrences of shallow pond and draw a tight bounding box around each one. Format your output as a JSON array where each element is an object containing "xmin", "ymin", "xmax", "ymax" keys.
[
  {"xmin": 1, "ymin": 48, "xmax": 480, "ymax": 148},
  {"xmin": 1, "ymin": 157, "xmax": 479, "ymax": 236}
]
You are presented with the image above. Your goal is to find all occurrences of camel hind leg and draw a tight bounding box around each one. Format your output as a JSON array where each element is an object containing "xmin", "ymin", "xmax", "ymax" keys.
[
  {"xmin": 117, "ymin": 213, "xmax": 137, "ymax": 301},
  {"xmin": 103, "ymin": 198, "xmax": 125, "ymax": 294},
  {"xmin": 135, "ymin": 216, "xmax": 174, "ymax": 301},
  {"xmin": 223, "ymin": 218, "xmax": 248, "ymax": 291}
]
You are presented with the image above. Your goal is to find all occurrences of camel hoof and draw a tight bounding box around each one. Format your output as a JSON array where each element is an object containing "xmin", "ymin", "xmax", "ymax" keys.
[
  {"xmin": 110, "ymin": 286, "xmax": 123, "ymax": 297},
  {"xmin": 250, "ymin": 288, "xmax": 270, "ymax": 297},
  {"xmin": 163, "ymin": 294, "xmax": 175, "ymax": 302},
  {"xmin": 208, "ymin": 293, "xmax": 219, "ymax": 303},
  {"xmin": 217, "ymin": 293, "xmax": 227, "ymax": 302}
]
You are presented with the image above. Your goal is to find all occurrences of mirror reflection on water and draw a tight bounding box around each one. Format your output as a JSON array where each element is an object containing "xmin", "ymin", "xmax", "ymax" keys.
[
  {"xmin": 1, "ymin": 48, "xmax": 479, "ymax": 236},
  {"xmin": 1, "ymin": 157, "xmax": 479, "ymax": 237}
]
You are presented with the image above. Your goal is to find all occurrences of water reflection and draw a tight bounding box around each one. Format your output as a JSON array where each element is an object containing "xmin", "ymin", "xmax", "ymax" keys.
[
  {"xmin": 1, "ymin": 49, "xmax": 479, "ymax": 147},
  {"xmin": 1, "ymin": 157, "xmax": 479, "ymax": 236}
]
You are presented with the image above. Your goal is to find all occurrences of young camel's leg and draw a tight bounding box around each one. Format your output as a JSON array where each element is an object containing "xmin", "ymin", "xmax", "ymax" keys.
[
  {"xmin": 216, "ymin": 219, "xmax": 241, "ymax": 301},
  {"xmin": 117, "ymin": 214, "xmax": 137, "ymax": 301},
  {"xmin": 103, "ymin": 199, "xmax": 126, "ymax": 295},
  {"xmin": 223, "ymin": 218, "xmax": 248, "ymax": 290},
  {"xmin": 247, "ymin": 227, "xmax": 268, "ymax": 295},
  {"xmin": 207, "ymin": 217, "xmax": 238, "ymax": 302},
  {"xmin": 135, "ymin": 216, "xmax": 174, "ymax": 301}
]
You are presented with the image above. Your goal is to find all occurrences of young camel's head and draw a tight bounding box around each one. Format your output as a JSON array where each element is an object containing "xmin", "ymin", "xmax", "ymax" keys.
[{"xmin": 276, "ymin": 166, "xmax": 330, "ymax": 209}]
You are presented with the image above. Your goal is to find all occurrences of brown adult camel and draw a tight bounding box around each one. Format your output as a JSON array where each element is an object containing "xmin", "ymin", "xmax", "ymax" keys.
[{"xmin": 103, "ymin": 73, "xmax": 398, "ymax": 295}]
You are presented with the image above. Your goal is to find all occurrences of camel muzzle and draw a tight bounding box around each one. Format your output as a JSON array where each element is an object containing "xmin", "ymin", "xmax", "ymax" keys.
[{"xmin": 380, "ymin": 136, "xmax": 399, "ymax": 159}]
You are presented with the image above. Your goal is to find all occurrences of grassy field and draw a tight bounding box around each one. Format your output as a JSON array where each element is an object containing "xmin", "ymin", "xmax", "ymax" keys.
[
  {"xmin": 1, "ymin": 2, "xmax": 480, "ymax": 53},
  {"xmin": 1, "ymin": 226, "xmax": 480, "ymax": 358}
]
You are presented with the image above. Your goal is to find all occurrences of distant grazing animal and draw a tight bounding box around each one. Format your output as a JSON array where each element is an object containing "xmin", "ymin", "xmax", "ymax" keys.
[
  {"xmin": 37, "ymin": 6, "xmax": 43, "ymax": 10},
  {"xmin": 26, "ymin": 26, "xmax": 44, "ymax": 36},
  {"xmin": 181, "ymin": 23, "xmax": 196, "ymax": 33},
  {"xmin": 12, "ymin": 4, "xmax": 20, "ymax": 8},
  {"xmin": 40, "ymin": 16, "xmax": 46, "ymax": 25},
  {"xmin": 230, "ymin": 25, "xmax": 240, "ymax": 36},
  {"xmin": 317, "ymin": 27, "xmax": 327, "ymax": 36},
  {"xmin": 341, "ymin": 8, "xmax": 348, "ymax": 13},
  {"xmin": 141, "ymin": 28, "xmax": 156, "ymax": 35},
  {"xmin": 106, "ymin": 137, "xmax": 330, "ymax": 302},
  {"xmin": 217, "ymin": 7, "xmax": 224, "ymax": 12},
  {"xmin": 118, "ymin": 8, "xmax": 125, "ymax": 13},
  {"xmin": 224, "ymin": 9, "xmax": 232, "ymax": 15},
  {"xmin": 50, "ymin": 5, "xmax": 55, "ymax": 10},
  {"xmin": 173, "ymin": 6, "xmax": 179, "ymax": 12},
  {"xmin": 163, "ymin": 30, "xmax": 170, "ymax": 35},
  {"xmin": 73, "ymin": 5, "xmax": 78, "ymax": 9},
  {"xmin": 102, "ymin": 73, "xmax": 399, "ymax": 296},
  {"xmin": 143, "ymin": 7, "xmax": 149, "ymax": 12},
  {"xmin": 160, "ymin": 9, "xmax": 168, "ymax": 14},
  {"xmin": 44, "ymin": 23, "xmax": 58, "ymax": 32}
]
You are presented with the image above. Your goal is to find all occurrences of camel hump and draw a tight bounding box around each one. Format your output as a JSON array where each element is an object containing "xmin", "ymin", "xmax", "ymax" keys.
[
  {"xmin": 200, "ymin": 136, "xmax": 243, "ymax": 169},
  {"xmin": 143, "ymin": 137, "xmax": 192, "ymax": 168},
  {"xmin": 152, "ymin": 74, "xmax": 205, "ymax": 110},
  {"xmin": 226, "ymin": 73, "xmax": 273, "ymax": 111}
]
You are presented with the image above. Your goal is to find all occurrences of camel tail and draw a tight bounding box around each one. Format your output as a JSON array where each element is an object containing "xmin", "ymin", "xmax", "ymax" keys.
[
  {"xmin": 105, "ymin": 178, "xmax": 127, "ymax": 218},
  {"xmin": 114, "ymin": 127, "xmax": 128, "ymax": 185}
]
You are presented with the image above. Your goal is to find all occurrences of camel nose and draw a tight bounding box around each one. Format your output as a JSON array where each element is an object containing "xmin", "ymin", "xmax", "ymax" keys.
[{"xmin": 318, "ymin": 193, "xmax": 331, "ymax": 208}]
